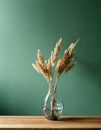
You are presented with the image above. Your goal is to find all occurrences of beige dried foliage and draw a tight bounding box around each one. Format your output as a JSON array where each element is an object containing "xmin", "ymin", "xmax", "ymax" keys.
[
  {"xmin": 56, "ymin": 39, "xmax": 79, "ymax": 74},
  {"xmin": 32, "ymin": 63, "xmax": 40, "ymax": 73},
  {"xmin": 56, "ymin": 53, "xmax": 74, "ymax": 74},
  {"xmin": 32, "ymin": 38, "xmax": 79, "ymax": 83},
  {"xmin": 65, "ymin": 62, "xmax": 77, "ymax": 72},
  {"xmin": 51, "ymin": 38, "xmax": 62, "ymax": 66},
  {"xmin": 47, "ymin": 59, "xmax": 53, "ymax": 80},
  {"xmin": 37, "ymin": 49, "xmax": 46, "ymax": 67},
  {"xmin": 32, "ymin": 50, "xmax": 53, "ymax": 81}
]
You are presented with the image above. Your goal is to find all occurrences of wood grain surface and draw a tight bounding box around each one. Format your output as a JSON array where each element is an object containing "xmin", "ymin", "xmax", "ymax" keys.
[{"xmin": 0, "ymin": 116, "xmax": 101, "ymax": 129}]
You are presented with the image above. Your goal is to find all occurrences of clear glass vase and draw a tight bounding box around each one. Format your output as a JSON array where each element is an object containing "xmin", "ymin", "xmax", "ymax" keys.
[{"xmin": 43, "ymin": 87, "xmax": 63, "ymax": 120}]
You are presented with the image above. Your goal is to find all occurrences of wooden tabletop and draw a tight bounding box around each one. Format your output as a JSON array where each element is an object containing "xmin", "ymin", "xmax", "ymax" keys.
[{"xmin": 0, "ymin": 116, "xmax": 101, "ymax": 129}]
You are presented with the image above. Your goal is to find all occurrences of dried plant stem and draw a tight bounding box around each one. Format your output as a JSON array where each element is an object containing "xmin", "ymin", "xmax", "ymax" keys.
[
  {"xmin": 54, "ymin": 73, "xmax": 60, "ymax": 92},
  {"xmin": 47, "ymin": 79, "xmax": 52, "ymax": 90},
  {"xmin": 51, "ymin": 38, "xmax": 62, "ymax": 66},
  {"xmin": 50, "ymin": 96, "xmax": 57, "ymax": 120}
]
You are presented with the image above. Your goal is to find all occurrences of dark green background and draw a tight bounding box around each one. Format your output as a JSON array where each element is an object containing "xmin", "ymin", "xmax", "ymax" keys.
[{"xmin": 0, "ymin": 0, "xmax": 101, "ymax": 115}]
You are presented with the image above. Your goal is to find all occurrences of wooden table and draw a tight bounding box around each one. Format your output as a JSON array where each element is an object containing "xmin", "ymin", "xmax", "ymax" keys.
[{"xmin": 0, "ymin": 116, "xmax": 101, "ymax": 129}]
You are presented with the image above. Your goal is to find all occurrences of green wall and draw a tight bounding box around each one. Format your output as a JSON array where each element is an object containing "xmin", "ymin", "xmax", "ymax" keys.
[{"xmin": 0, "ymin": 0, "xmax": 101, "ymax": 115}]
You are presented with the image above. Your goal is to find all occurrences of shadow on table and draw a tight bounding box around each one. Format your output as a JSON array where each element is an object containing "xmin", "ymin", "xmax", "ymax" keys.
[{"xmin": 59, "ymin": 116, "xmax": 101, "ymax": 122}]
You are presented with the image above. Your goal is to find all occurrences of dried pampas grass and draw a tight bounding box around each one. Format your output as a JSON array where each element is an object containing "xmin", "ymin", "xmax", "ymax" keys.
[
  {"xmin": 32, "ymin": 50, "xmax": 53, "ymax": 81},
  {"xmin": 32, "ymin": 38, "xmax": 79, "ymax": 89},
  {"xmin": 56, "ymin": 39, "xmax": 79, "ymax": 75},
  {"xmin": 50, "ymin": 38, "xmax": 62, "ymax": 66}
]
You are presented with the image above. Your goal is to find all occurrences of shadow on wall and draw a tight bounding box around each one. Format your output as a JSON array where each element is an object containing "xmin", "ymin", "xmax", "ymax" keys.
[
  {"xmin": 0, "ymin": 103, "xmax": 8, "ymax": 115},
  {"xmin": 0, "ymin": 82, "xmax": 42, "ymax": 115},
  {"xmin": 78, "ymin": 58, "xmax": 101, "ymax": 87},
  {"xmin": 76, "ymin": 40, "xmax": 101, "ymax": 88},
  {"xmin": 0, "ymin": 84, "xmax": 10, "ymax": 115}
]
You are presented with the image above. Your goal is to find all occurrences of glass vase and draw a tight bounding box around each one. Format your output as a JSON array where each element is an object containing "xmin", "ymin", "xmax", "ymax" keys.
[{"xmin": 43, "ymin": 87, "xmax": 63, "ymax": 120}]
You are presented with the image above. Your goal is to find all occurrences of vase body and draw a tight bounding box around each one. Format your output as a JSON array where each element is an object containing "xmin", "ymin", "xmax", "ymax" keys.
[{"xmin": 43, "ymin": 87, "xmax": 63, "ymax": 120}]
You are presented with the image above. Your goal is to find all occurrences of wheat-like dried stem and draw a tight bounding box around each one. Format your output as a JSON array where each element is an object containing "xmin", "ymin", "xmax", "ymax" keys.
[
  {"xmin": 47, "ymin": 59, "xmax": 53, "ymax": 81},
  {"xmin": 65, "ymin": 62, "xmax": 77, "ymax": 72},
  {"xmin": 32, "ymin": 63, "xmax": 41, "ymax": 73},
  {"xmin": 32, "ymin": 38, "xmax": 79, "ymax": 90},
  {"xmin": 37, "ymin": 49, "xmax": 45, "ymax": 65},
  {"xmin": 32, "ymin": 50, "xmax": 53, "ymax": 82},
  {"xmin": 56, "ymin": 39, "xmax": 79, "ymax": 75},
  {"xmin": 50, "ymin": 38, "xmax": 62, "ymax": 66},
  {"xmin": 54, "ymin": 73, "xmax": 60, "ymax": 92}
]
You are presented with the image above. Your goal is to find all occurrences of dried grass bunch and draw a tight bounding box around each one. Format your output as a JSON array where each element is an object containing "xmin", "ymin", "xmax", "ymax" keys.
[{"xmin": 32, "ymin": 38, "xmax": 79, "ymax": 91}]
